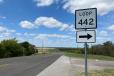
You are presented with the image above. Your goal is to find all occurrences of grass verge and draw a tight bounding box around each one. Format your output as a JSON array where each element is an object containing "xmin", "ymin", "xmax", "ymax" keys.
[
  {"xmin": 77, "ymin": 69, "xmax": 114, "ymax": 76},
  {"xmin": 64, "ymin": 52, "xmax": 114, "ymax": 61}
]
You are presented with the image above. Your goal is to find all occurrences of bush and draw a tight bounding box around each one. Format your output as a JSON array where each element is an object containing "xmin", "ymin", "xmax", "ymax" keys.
[
  {"xmin": 0, "ymin": 39, "xmax": 36, "ymax": 58},
  {"xmin": 59, "ymin": 41, "xmax": 114, "ymax": 57},
  {"xmin": 20, "ymin": 41, "xmax": 36, "ymax": 56},
  {"xmin": 0, "ymin": 39, "xmax": 24, "ymax": 57},
  {"xmin": 90, "ymin": 41, "xmax": 114, "ymax": 57}
]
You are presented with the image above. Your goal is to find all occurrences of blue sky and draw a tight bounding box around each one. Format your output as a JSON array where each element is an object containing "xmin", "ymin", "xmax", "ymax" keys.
[{"xmin": 0, "ymin": 0, "xmax": 114, "ymax": 47}]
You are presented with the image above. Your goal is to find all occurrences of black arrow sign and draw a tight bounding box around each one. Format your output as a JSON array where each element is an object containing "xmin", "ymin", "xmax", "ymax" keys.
[{"xmin": 79, "ymin": 33, "xmax": 92, "ymax": 39}]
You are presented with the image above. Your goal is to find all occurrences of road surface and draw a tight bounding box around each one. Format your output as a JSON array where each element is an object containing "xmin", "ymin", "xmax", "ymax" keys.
[{"xmin": 0, "ymin": 53, "xmax": 61, "ymax": 76}]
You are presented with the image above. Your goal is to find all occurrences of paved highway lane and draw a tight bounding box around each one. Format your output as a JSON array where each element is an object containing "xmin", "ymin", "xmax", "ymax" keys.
[{"xmin": 0, "ymin": 53, "xmax": 61, "ymax": 76}]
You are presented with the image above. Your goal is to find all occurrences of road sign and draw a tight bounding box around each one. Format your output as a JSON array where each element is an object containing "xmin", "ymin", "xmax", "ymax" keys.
[
  {"xmin": 76, "ymin": 30, "xmax": 96, "ymax": 43},
  {"xmin": 75, "ymin": 8, "xmax": 97, "ymax": 29}
]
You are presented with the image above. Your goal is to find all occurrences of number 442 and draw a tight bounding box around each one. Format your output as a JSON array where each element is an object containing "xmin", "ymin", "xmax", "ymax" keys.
[{"xmin": 78, "ymin": 18, "xmax": 94, "ymax": 25}]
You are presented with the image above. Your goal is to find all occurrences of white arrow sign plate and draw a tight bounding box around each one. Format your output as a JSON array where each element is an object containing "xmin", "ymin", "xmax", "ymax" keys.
[{"xmin": 76, "ymin": 30, "xmax": 96, "ymax": 43}]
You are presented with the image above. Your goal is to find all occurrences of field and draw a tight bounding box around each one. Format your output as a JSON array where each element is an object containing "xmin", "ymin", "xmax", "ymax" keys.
[
  {"xmin": 35, "ymin": 48, "xmax": 56, "ymax": 54},
  {"xmin": 64, "ymin": 52, "xmax": 114, "ymax": 61}
]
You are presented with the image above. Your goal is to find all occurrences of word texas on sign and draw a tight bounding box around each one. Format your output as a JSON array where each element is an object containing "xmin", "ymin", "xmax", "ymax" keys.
[{"xmin": 75, "ymin": 8, "xmax": 97, "ymax": 29}]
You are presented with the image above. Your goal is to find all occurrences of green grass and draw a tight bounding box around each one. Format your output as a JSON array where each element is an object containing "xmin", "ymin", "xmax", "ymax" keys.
[
  {"xmin": 77, "ymin": 69, "xmax": 114, "ymax": 76},
  {"xmin": 64, "ymin": 52, "xmax": 114, "ymax": 61}
]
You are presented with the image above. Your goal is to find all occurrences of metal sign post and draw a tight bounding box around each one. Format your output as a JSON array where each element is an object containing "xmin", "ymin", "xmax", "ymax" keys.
[
  {"xmin": 85, "ymin": 42, "xmax": 88, "ymax": 76},
  {"xmin": 75, "ymin": 8, "xmax": 97, "ymax": 76}
]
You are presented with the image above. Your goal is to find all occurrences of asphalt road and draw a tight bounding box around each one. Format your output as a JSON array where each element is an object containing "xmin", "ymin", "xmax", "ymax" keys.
[{"xmin": 0, "ymin": 53, "xmax": 61, "ymax": 76}]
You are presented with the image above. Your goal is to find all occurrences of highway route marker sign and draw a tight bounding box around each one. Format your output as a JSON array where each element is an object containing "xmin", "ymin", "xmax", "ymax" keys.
[
  {"xmin": 75, "ymin": 8, "xmax": 97, "ymax": 76},
  {"xmin": 76, "ymin": 30, "xmax": 96, "ymax": 43},
  {"xmin": 75, "ymin": 8, "xmax": 97, "ymax": 29}
]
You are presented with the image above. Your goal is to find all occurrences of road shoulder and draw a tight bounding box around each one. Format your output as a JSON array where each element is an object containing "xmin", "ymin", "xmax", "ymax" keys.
[{"xmin": 36, "ymin": 55, "xmax": 71, "ymax": 76}]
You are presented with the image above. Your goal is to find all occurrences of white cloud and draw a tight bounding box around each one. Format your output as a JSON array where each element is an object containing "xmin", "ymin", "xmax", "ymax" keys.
[
  {"xmin": 16, "ymin": 33, "xmax": 22, "ymax": 36},
  {"xmin": 19, "ymin": 20, "xmax": 34, "ymax": 29},
  {"xmin": 19, "ymin": 17, "xmax": 74, "ymax": 31},
  {"xmin": 34, "ymin": 0, "xmax": 54, "ymax": 7},
  {"xmin": 0, "ymin": 26, "xmax": 16, "ymax": 38},
  {"xmin": 63, "ymin": 0, "xmax": 114, "ymax": 15},
  {"xmin": 96, "ymin": 37, "xmax": 111, "ymax": 44},
  {"xmin": 99, "ymin": 30, "xmax": 108, "ymax": 37},
  {"xmin": 0, "ymin": 26, "xmax": 7, "ymax": 32},
  {"xmin": 66, "ymin": 24, "xmax": 75, "ymax": 32},
  {"xmin": 35, "ymin": 34, "xmax": 71, "ymax": 40},
  {"xmin": 0, "ymin": 26, "xmax": 15, "ymax": 33},
  {"xmin": 23, "ymin": 32, "xmax": 36, "ymax": 36},
  {"xmin": 108, "ymin": 25, "xmax": 114, "ymax": 30},
  {"xmin": 16, "ymin": 32, "xmax": 36, "ymax": 37},
  {"xmin": 0, "ymin": 16, "xmax": 6, "ymax": 19},
  {"xmin": 34, "ymin": 17, "xmax": 69, "ymax": 31}
]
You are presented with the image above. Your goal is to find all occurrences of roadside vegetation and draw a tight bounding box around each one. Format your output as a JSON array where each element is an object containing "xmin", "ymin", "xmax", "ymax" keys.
[
  {"xmin": 65, "ymin": 53, "xmax": 114, "ymax": 61},
  {"xmin": 77, "ymin": 69, "xmax": 114, "ymax": 76},
  {"xmin": 59, "ymin": 41, "xmax": 114, "ymax": 60},
  {"xmin": 0, "ymin": 39, "xmax": 37, "ymax": 58}
]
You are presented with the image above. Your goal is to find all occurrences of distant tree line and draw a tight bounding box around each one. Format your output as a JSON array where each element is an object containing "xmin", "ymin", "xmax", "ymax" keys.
[
  {"xmin": 59, "ymin": 41, "xmax": 114, "ymax": 57},
  {"xmin": 0, "ymin": 39, "xmax": 37, "ymax": 58},
  {"xmin": 89, "ymin": 41, "xmax": 114, "ymax": 57},
  {"xmin": 58, "ymin": 48, "xmax": 83, "ymax": 54}
]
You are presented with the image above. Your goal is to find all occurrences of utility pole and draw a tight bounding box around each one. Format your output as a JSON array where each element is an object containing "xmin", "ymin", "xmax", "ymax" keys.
[{"xmin": 42, "ymin": 40, "xmax": 44, "ymax": 54}]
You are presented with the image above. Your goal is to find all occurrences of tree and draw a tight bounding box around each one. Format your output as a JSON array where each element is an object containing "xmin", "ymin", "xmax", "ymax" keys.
[
  {"xmin": 0, "ymin": 44, "xmax": 6, "ymax": 58},
  {"xmin": 0, "ymin": 39, "xmax": 24, "ymax": 57},
  {"xmin": 20, "ymin": 41, "xmax": 36, "ymax": 56},
  {"xmin": 89, "ymin": 41, "xmax": 114, "ymax": 57},
  {"xmin": 103, "ymin": 41, "xmax": 114, "ymax": 56}
]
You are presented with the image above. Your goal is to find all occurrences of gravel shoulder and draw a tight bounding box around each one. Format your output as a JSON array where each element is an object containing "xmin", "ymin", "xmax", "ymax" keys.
[
  {"xmin": 70, "ymin": 57, "xmax": 114, "ymax": 76},
  {"xmin": 37, "ymin": 55, "xmax": 114, "ymax": 76}
]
